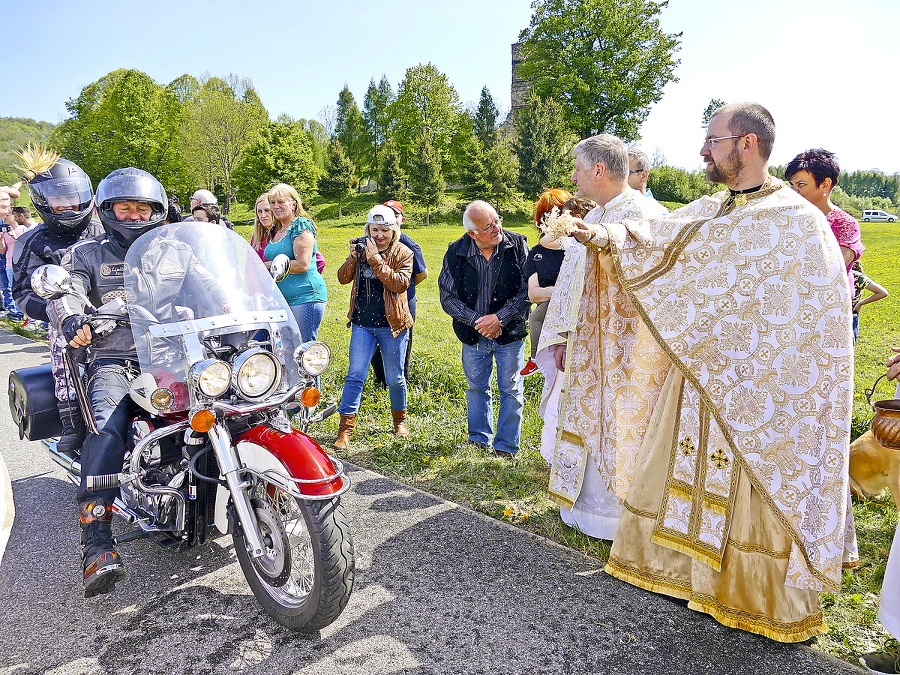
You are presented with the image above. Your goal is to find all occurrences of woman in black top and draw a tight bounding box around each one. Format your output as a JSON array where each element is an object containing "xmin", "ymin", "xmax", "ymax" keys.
[{"xmin": 521, "ymin": 189, "xmax": 571, "ymax": 376}]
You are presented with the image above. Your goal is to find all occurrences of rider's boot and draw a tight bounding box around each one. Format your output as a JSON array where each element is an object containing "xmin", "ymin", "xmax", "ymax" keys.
[
  {"xmin": 391, "ymin": 408, "xmax": 409, "ymax": 438},
  {"xmin": 334, "ymin": 413, "xmax": 356, "ymax": 450},
  {"xmin": 56, "ymin": 403, "xmax": 86, "ymax": 461},
  {"xmin": 79, "ymin": 498, "xmax": 126, "ymax": 598}
]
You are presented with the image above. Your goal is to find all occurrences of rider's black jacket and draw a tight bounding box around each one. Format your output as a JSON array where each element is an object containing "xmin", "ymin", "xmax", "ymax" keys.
[
  {"xmin": 53, "ymin": 232, "xmax": 229, "ymax": 362},
  {"xmin": 11, "ymin": 218, "xmax": 103, "ymax": 323}
]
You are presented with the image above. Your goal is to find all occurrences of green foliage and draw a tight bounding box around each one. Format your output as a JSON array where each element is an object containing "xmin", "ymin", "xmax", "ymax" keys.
[
  {"xmin": 390, "ymin": 63, "xmax": 461, "ymax": 175},
  {"xmin": 647, "ymin": 164, "xmax": 721, "ymax": 203},
  {"xmin": 702, "ymin": 98, "xmax": 726, "ymax": 127},
  {"xmin": 0, "ymin": 117, "xmax": 56, "ymax": 185},
  {"xmin": 51, "ymin": 69, "xmax": 186, "ymax": 193},
  {"xmin": 474, "ymin": 86, "xmax": 499, "ymax": 150},
  {"xmin": 458, "ymin": 132, "xmax": 490, "ymax": 201},
  {"xmin": 460, "ymin": 132, "xmax": 519, "ymax": 210},
  {"xmin": 334, "ymin": 85, "xmax": 367, "ymax": 179},
  {"xmin": 518, "ymin": 0, "xmax": 681, "ymax": 140},
  {"xmin": 377, "ymin": 139, "xmax": 409, "ymax": 203},
  {"xmin": 409, "ymin": 135, "xmax": 446, "ymax": 225},
  {"xmin": 232, "ymin": 119, "xmax": 319, "ymax": 204},
  {"xmin": 362, "ymin": 76, "xmax": 394, "ymax": 177},
  {"xmin": 180, "ymin": 74, "xmax": 268, "ymax": 212},
  {"xmin": 514, "ymin": 91, "xmax": 574, "ymax": 198},
  {"xmin": 317, "ymin": 140, "xmax": 354, "ymax": 217}
]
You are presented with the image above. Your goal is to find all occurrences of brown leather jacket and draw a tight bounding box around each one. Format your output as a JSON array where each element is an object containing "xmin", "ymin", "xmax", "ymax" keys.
[{"xmin": 338, "ymin": 240, "xmax": 414, "ymax": 337}]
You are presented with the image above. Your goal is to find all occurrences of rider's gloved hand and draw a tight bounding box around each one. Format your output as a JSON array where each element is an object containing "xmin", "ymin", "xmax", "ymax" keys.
[{"xmin": 62, "ymin": 315, "xmax": 91, "ymax": 345}]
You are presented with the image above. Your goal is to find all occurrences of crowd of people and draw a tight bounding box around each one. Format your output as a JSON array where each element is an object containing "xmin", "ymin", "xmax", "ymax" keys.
[{"xmin": 0, "ymin": 99, "xmax": 896, "ymax": 668}]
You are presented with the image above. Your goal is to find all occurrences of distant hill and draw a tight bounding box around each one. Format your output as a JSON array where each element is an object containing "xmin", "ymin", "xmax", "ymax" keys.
[{"xmin": 0, "ymin": 117, "xmax": 56, "ymax": 184}]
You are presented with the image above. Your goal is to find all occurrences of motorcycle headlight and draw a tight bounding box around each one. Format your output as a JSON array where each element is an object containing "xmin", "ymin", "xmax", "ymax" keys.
[
  {"xmin": 233, "ymin": 348, "xmax": 281, "ymax": 400},
  {"xmin": 190, "ymin": 359, "xmax": 232, "ymax": 398},
  {"xmin": 294, "ymin": 341, "xmax": 331, "ymax": 377}
]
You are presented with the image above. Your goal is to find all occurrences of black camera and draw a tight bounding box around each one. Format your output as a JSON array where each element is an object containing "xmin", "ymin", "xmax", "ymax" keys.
[
  {"xmin": 352, "ymin": 236, "xmax": 369, "ymax": 255},
  {"xmin": 0, "ymin": 224, "xmax": 9, "ymax": 233}
]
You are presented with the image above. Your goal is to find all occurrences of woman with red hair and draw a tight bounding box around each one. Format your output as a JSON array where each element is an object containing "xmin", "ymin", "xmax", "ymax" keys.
[{"xmin": 521, "ymin": 188, "xmax": 572, "ymax": 376}]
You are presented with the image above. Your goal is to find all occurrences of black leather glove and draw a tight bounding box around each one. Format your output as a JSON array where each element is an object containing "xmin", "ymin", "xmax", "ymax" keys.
[{"xmin": 62, "ymin": 314, "xmax": 90, "ymax": 343}]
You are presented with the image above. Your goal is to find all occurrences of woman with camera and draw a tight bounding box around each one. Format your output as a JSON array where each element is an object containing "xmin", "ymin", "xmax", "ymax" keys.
[
  {"xmin": 334, "ymin": 205, "xmax": 414, "ymax": 449},
  {"xmin": 263, "ymin": 183, "xmax": 327, "ymax": 342}
]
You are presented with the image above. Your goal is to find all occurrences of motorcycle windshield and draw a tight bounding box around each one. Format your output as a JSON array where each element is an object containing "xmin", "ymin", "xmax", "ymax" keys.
[{"xmin": 124, "ymin": 222, "xmax": 303, "ymax": 413}]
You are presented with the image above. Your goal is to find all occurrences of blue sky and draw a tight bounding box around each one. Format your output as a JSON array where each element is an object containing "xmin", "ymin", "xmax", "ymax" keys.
[{"xmin": 2, "ymin": 0, "xmax": 898, "ymax": 173}]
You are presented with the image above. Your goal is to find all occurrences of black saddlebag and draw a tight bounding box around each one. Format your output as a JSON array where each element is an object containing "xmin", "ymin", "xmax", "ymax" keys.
[{"xmin": 8, "ymin": 364, "xmax": 62, "ymax": 441}]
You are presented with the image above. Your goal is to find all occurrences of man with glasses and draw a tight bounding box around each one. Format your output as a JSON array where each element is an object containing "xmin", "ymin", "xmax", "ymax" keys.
[
  {"xmin": 627, "ymin": 148, "xmax": 668, "ymax": 216},
  {"xmin": 439, "ymin": 200, "xmax": 529, "ymax": 457},
  {"xmin": 557, "ymin": 103, "xmax": 856, "ymax": 643}
]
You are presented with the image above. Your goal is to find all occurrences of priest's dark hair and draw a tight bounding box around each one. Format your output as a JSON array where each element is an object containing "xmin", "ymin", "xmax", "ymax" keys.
[
  {"xmin": 712, "ymin": 102, "xmax": 776, "ymax": 161},
  {"xmin": 785, "ymin": 148, "xmax": 840, "ymax": 188}
]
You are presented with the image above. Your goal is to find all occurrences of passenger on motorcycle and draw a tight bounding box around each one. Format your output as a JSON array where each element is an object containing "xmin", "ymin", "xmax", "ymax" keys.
[
  {"xmin": 54, "ymin": 167, "xmax": 226, "ymax": 598},
  {"xmin": 12, "ymin": 159, "xmax": 102, "ymax": 460}
]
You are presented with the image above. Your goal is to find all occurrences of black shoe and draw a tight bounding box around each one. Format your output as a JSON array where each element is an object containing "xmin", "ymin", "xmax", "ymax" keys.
[
  {"xmin": 83, "ymin": 550, "xmax": 126, "ymax": 598},
  {"xmin": 80, "ymin": 499, "xmax": 126, "ymax": 598}
]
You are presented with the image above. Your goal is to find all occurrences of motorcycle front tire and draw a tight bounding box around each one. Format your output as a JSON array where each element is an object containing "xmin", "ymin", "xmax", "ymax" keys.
[{"xmin": 233, "ymin": 493, "xmax": 355, "ymax": 631}]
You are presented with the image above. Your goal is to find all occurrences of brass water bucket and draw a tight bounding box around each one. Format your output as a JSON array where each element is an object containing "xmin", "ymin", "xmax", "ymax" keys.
[{"xmin": 865, "ymin": 375, "xmax": 900, "ymax": 449}]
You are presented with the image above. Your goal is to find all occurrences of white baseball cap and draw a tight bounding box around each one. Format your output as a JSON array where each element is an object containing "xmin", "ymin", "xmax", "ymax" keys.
[{"xmin": 367, "ymin": 204, "xmax": 396, "ymax": 225}]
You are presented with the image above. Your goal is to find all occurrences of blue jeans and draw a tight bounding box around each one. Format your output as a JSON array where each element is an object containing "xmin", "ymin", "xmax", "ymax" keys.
[
  {"xmin": 461, "ymin": 337, "xmax": 525, "ymax": 454},
  {"xmin": 290, "ymin": 301, "xmax": 326, "ymax": 343},
  {"xmin": 339, "ymin": 324, "xmax": 409, "ymax": 415},
  {"xmin": 0, "ymin": 265, "xmax": 23, "ymax": 319},
  {"xmin": 852, "ymin": 313, "xmax": 860, "ymax": 344}
]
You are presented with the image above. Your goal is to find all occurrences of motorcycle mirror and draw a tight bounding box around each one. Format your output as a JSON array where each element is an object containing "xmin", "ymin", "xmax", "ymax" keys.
[
  {"xmin": 30, "ymin": 264, "xmax": 74, "ymax": 300},
  {"xmin": 270, "ymin": 254, "xmax": 290, "ymax": 283}
]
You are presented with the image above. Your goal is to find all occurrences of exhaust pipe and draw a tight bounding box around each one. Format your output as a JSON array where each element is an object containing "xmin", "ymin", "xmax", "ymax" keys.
[{"xmin": 42, "ymin": 439, "xmax": 81, "ymax": 479}]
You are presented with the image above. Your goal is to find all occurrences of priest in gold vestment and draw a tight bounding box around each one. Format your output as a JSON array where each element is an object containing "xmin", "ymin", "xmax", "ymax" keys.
[{"xmin": 558, "ymin": 103, "xmax": 858, "ymax": 642}]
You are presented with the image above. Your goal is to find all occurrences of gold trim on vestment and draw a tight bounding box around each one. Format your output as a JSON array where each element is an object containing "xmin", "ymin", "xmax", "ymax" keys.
[
  {"xmin": 602, "ymin": 178, "xmax": 840, "ymax": 592},
  {"xmin": 604, "ymin": 556, "xmax": 828, "ymax": 643}
]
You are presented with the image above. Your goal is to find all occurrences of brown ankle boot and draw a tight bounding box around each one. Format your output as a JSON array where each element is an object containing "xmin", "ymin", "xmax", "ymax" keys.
[
  {"xmin": 334, "ymin": 413, "xmax": 356, "ymax": 450},
  {"xmin": 391, "ymin": 409, "xmax": 409, "ymax": 438}
]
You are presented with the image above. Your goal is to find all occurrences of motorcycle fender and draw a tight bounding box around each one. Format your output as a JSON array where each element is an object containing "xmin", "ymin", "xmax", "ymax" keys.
[{"xmin": 212, "ymin": 427, "xmax": 344, "ymax": 535}]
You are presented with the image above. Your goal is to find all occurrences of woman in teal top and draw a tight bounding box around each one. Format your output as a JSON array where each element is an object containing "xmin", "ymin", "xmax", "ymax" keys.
[{"xmin": 263, "ymin": 183, "xmax": 327, "ymax": 341}]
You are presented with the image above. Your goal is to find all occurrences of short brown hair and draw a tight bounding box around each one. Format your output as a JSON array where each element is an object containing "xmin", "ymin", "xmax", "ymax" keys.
[{"xmin": 712, "ymin": 102, "xmax": 775, "ymax": 161}]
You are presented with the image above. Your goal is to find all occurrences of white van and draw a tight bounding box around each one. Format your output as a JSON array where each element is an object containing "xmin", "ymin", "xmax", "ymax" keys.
[{"xmin": 862, "ymin": 209, "xmax": 897, "ymax": 222}]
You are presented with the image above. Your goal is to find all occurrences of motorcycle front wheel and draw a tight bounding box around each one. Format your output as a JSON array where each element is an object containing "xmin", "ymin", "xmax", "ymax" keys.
[{"xmin": 233, "ymin": 480, "xmax": 355, "ymax": 631}]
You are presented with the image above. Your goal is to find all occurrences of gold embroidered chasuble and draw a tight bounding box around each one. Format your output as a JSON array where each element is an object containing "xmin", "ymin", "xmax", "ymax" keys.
[
  {"xmin": 551, "ymin": 177, "xmax": 857, "ymax": 595},
  {"xmin": 543, "ymin": 191, "xmax": 672, "ymax": 517}
]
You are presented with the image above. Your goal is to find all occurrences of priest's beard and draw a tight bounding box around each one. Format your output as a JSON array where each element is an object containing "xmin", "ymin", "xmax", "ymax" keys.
[{"xmin": 707, "ymin": 146, "xmax": 743, "ymax": 186}]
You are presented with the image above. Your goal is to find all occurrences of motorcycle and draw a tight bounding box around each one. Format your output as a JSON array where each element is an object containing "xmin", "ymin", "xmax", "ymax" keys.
[{"xmin": 7, "ymin": 223, "xmax": 354, "ymax": 631}]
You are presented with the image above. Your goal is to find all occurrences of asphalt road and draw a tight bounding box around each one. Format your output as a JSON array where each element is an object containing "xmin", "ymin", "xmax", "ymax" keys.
[{"xmin": 0, "ymin": 329, "xmax": 863, "ymax": 675}]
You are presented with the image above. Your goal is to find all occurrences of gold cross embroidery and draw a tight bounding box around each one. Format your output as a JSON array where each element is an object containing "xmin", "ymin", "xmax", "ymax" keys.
[
  {"xmin": 679, "ymin": 437, "xmax": 695, "ymax": 456},
  {"xmin": 710, "ymin": 448, "xmax": 729, "ymax": 469}
]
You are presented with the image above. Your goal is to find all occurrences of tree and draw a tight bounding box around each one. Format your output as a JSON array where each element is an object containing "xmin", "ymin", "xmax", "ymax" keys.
[
  {"xmin": 334, "ymin": 85, "xmax": 367, "ymax": 180},
  {"xmin": 518, "ymin": 0, "xmax": 681, "ymax": 140},
  {"xmin": 702, "ymin": 98, "xmax": 726, "ymax": 127},
  {"xmin": 51, "ymin": 69, "xmax": 186, "ymax": 194},
  {"xmin": 409, "ymin": 135, "xmax": 445, "ymax": 225},
  {"xmin": 390, "ymin": 63, "xmax": 461, "ymax": 175},
  {"xmin": 459, "ymin": 133, "xmax": 491, "ymax": 202},
  {"xmin": 362, "ymin": 76, "xmax": 394, "ymax": 176},
  {"xmin": 180, "ymin": 74, "xmax": 268, "ymax": 212},
  {"xmin": 232, "ymin": 119, "xmax": 319, "ymax": 204},
  {"xmin": 483, "ymin": 138, "xmax": 519, "ymax": 210},
  {"xmin": 377, "ymin": 140, "xmax": 409, "ymax": 203},
  {"xmin": 474, "ymin": 86, "xmax": 500, "ymax": 150},
  {"xmin": 317, "ymin": 140, "xmax": 354, "ymax": 217},
  {"xmin": 514, "ymin": 91, "xmax": 574, "ymax": 198}
]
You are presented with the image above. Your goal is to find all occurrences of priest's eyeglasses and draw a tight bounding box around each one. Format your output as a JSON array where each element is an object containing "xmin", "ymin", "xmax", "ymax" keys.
[{"xmin": 703, "ymin": 134, "xmax": 749, "ymax": 150}]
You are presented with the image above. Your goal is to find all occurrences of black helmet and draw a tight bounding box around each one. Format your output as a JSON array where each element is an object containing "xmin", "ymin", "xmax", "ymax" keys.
[
  {"xmin": 26, "ymin": 159, "xmax": 94, "ymax": 234},
  {"xmin": 96, "ymin": 168, "xmax": 167, "ymax": 249}
]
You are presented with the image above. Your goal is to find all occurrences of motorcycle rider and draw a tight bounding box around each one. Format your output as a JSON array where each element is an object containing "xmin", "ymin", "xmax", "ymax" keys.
[
  {"xmin": 12, "ymin": 159, "xmax": 102, "ymax": 459},
  {"xmin": 56, "ymin": 167, "xmax": 227, "ymax": 598}
]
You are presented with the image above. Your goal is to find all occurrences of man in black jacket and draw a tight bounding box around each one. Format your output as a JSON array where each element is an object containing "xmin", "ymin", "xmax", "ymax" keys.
[{"xmin": 438, "ymin": 200, "xmax": 529, "ymax": 456}]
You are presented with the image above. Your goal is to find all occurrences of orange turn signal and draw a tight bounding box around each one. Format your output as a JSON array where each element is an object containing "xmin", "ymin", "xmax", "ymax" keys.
[
  {"xmin": 299, "ymin": 387, "xmax": 321, "ymax": 407},
  {"xmin": 190, "ymin": 408, "xmax": 216, "ymax": 433}
]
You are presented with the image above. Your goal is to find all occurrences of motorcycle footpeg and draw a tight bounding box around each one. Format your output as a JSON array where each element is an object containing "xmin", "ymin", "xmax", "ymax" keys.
[
  {"xmin": 85, "ymin": 473, "xmax": 132, "ymax": 492},
  {"xmin": 309, "ymin": 402, "xmax": 338, "ymax": 424},
  {"xmin": 114, "ymin": 528, "xmax": 148, "ymax": 545}
]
